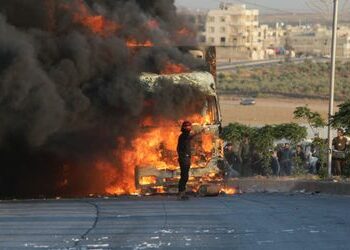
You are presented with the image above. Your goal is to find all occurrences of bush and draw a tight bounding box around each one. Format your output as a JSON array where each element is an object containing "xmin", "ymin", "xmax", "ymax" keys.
[{"xmin": 221, "ymin": 123, "xmax": 308, "ymax": 176}]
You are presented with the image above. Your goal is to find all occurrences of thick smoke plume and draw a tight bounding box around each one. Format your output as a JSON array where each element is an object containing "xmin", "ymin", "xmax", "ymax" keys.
[{"xmin": 0, "ymin": 0, "xmax": 206, "ymax": 197}]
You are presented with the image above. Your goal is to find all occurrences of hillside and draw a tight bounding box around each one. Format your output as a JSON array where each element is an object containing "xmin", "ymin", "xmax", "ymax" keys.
[{"xmin": 218, "ymin": 60, "xmax": 350, "ymax": 100}]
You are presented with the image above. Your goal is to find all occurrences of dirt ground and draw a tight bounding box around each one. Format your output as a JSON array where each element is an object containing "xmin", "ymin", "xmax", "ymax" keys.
[{"xmin": 219, "ymin": 95, "xmax": 340, "ymax": 126}]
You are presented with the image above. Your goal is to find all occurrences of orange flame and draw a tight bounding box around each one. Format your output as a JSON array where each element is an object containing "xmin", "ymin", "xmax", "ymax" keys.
[
  {"xmin": 147, "ymin": 19, "xmax": 160, "ymax": 30},
  {"xmin": 63, "ymin": 0, "xmax": 121, "ymax": 36},
  {"xmin": 126, "ymin": 39, "xmax": 154, "ymax": 48},
  {"xmin": 139, "ymin": 176, "xmax": 158, "ymax": 185},
  {"xmin": 221, "ymin": 187, "xmax": 238, "ymax": 195},
  {"xmin": 74, "ymin": 15, "xmax": 121, "ymax": 35},
  {"xmin": 102, "ymin": 116, "xmax": 215, "ymax": 195},
  {"xmin": 160, "ymin": 62, "xmax": 189, "ymax": 75},
  {"xmin": 177, "ymin": 27, "xmax": 193, "ymax": 36}
]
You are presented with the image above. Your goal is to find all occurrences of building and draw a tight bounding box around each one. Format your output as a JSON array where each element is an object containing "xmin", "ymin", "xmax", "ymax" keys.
[
  {"xmin": 259, "ymin": 23, "xmax": 286, "ymax": 50},
  {"xmin": 200, "ymin": 3, "xmax": 286, "ymax": 61},
  {"xmin": 288, "ymin": 25, "xmax": 350, "ymax": 58},
  {"xmin": 202, "ymin": 4, "xmax": 263, "ymax": 60},
  {"xmin": 187, "ymin": 3, "xmax": 350, "ymax": 60}
]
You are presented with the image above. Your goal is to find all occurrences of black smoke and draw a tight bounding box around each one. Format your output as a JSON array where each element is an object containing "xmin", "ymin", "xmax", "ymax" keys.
[{"xmin": 0, "ymin": 0, "xmax": 206, "ymax": 197}]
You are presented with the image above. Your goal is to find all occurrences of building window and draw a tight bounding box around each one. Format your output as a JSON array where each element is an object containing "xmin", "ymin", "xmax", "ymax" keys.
[
  {"xmin": 209, "ymin": 37, "xmax": 215, "ymax": 44},
  {"xmin": 208, "ymin": 16, "xmax": 215, "ymax": 22},
  {"xmin": 221, "ymin": 37, "xmax": 226, "ymax": 43},
  {"xmin": 210, "ymin": 27, "xmax": 215, "ymax": 33},
  {"xmin": 220, "ymin": 16, "xmax": 226, "ymax": 22},
  {"xmin": 220, "ymin": 27, "xmax": 226, "ymax": 33}
]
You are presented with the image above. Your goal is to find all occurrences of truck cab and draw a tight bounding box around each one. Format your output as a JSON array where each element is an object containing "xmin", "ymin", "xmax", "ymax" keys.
[{"xmin": 135, "ymin": 47, "xmax": 225, "ymax": 194}]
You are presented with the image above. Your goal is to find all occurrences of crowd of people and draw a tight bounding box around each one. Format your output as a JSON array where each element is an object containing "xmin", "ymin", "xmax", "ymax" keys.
[{"xmin": 223, "ymin": 128, "xmax": 349, "ymax": 177}]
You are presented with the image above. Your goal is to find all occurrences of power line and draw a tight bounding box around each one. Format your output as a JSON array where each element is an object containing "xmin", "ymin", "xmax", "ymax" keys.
[
  {"xmin": 231, "ymin": 0, "xmax": 297, "ymax": 15},
  {"xmin": 339, "ymin": 0, "xmax": 350, "ymax": 21},
  {"xmin": 212, "ymin": 0, "xmax": 298, "ymax": 15},
  {"xmin": 305, "ymin": 1, "xmax": 331, "ymax": 22},
  {"xmin": 305, "ymin": 0, "xmax": 349, "ymax": 22}
]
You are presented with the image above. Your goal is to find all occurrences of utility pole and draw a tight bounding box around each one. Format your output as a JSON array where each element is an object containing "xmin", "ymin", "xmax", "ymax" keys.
[{"xmin": 327, "ymin": 0, "xmax": 339, "ymax": 177}]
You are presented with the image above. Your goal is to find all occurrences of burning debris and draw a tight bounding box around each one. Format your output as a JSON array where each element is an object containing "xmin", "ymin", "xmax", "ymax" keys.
[{"xmin": 0, "ymin": 0, "xmax": 230, "ymax": 197}]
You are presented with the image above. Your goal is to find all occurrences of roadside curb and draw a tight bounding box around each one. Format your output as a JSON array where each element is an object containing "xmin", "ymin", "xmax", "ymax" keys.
[{"xmin": 227, "ymin": 178, "xmax": 350, "ymax": 195}]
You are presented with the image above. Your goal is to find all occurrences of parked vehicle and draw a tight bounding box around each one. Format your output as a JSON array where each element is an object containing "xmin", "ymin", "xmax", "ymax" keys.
[{"xmin": 240, "ymin": 98, "xmax": 256, "ymax": 106}]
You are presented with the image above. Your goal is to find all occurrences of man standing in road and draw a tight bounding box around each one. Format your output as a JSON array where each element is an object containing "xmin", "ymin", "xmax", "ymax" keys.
[
  {"xmin": 332, "ymin": 128, "xmax": 348, "ymax": 176},
  {"xmin": 177, "ymin": 121, "xmax": 203, "ymax": 200}
]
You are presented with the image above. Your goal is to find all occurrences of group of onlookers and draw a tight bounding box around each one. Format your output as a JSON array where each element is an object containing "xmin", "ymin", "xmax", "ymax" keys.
[
  {"xmin": 224, "ymin": 128, "xmax": 349, "ymax": 177},
  {"xmin": 270, "ymin": 143, "xmax": 312, "ymax": 176},
  {"xmin": 271, "ymin": 129, "xmax": 349, "ymax": 176}
]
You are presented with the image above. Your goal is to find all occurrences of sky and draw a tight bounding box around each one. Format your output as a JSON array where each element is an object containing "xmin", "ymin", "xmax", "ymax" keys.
[{"xmin": 175, "ymin": 0, "xmax": 332, "ymax": 13}]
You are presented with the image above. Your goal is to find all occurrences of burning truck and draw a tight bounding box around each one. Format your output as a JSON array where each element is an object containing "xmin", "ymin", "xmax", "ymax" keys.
[
  {"xmin": 128, "ymin": 47, "xmax": 230, "ymax": 195},
  {"xmin": 0, "ymin": 0, "xmax": 237, "ymax": 197}
]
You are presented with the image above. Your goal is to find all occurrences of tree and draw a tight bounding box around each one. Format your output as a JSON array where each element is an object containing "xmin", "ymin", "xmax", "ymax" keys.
[
  {"xmin": 331, "ymin": 100, "xmax": 350, "ymax": 134},
  {"xmin": 221, "ymin": 123, "xmax": 308, "ymax": 176},
  {"xmin": 331, "ymin": 101, "xmax": 350, "ymax": 177},
  {"xmin": 274, "ymin": 123, "xmax": 308, "ymax": 145},
  {"xmin": 220, "ymin": 123, "xmax": 252, "ymax": 143},
  {"xmin": 294, "ymin": 105, "xmax": 326, "ymax": 134}
]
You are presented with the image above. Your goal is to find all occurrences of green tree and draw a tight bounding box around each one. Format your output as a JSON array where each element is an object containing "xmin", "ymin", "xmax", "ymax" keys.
[
  {"xmin": 274, "ymin": 123, "xmax": 308, "ymax": 145},
  {"xmin": 221, "ymin": 123, "xmax": 252, "ymax": 143},
  {"xmin": 331, "ymin": 100, "xmax": 350, "ymax": 177},
  {"xmin": 294, "ymin": 105, "xmax": 326, "ymax": 134},
  {"xmin": 331, "ymin": 100, "xmax": 350, "ymax": 134},
  {"xmin": 221, "ymin": 123, "xmax": 308, "ymax": 176}
]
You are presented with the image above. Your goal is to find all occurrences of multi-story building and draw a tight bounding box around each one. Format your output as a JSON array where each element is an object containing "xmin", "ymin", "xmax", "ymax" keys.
[
  {"xmin": 186, "ymin": 3, "xmax": 350, "ymax": 60},
  {"xmin": 259, "ymin": 23, "xmax": 286, "ymax": 49},
  {"xmin": 203, "ymin": 4, "xmax": 263, "ymax": 60},
  {"xmin": 287, "ymin": 25, "xmax": 350, "ymax": 58},
  {"xmin": 200, "ymin": 3, "xmax": 286, "ymax": 60}
]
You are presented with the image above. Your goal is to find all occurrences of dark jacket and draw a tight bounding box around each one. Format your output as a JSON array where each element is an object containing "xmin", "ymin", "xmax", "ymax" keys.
[
  {"xmin": 271, "ymin": 156, "xmax": 280, "ymax": 175},
  {"xmin": 278, "ymin": 148, "xmax": 293, "ymax": 163},
  {"xmin": 295, "ymin": 151, "xmax": 306, "ymax": 162},
  {"xmin": 177, "ymin": 131, "xmax": 193, "ymax": 166}
]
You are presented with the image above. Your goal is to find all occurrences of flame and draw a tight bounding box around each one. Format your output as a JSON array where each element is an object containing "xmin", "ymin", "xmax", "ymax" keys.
[
  {"xmin": 177, "ymin": 27, "xmax": 193, "ymax": 36},
  {"xmin": 160, "ymin": 62, "xmax": 189, "ymax": 75},
  {"xmin": 74, "ymin": 15, "xmax": 121, "ymax": 35},
  {"xmin": 102, "ymin": 116, "xmax": 215, "ymax": 195},
  {"xmin": 154, "ymin": 186, "xmax": 166, "ymax": 194},
  {"xmin": 147, "ymin": 19, "xmax": 160, "ymax": 30},
  {"xmin": 221, "ymin": 187, "xmax": 238, "ymax": 195},
  {"xmin": 97, "ymin": 160, "xmax": 136, "ymax": 195},
  {"xmin": 126, "ymin": 39, "xmax": 154, "ymax": 48},
  {"xmin": 63, "ymin": 0, "xmax": 121, "ymax": 36},
  {"xmin": 202, "ymin": 134, "xmax": 213, "ymax": 152},
  {"xmin": 139, "ymin": 176, "xmax": 157, "ymax": 185}
]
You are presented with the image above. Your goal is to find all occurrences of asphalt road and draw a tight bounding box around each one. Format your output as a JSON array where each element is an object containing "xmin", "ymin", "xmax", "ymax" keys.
[{"xmin": 1, "ymin": 193, "xmax": 349, "ymax": 250}]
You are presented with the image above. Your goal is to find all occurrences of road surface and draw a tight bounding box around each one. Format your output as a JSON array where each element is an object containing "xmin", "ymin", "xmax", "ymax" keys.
[{"xmin": 0, "ymin": 193, "xmax": 349, "ymax": 249}]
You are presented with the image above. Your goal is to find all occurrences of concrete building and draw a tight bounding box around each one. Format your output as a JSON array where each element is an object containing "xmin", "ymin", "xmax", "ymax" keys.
[
  {"xmin": 259, "ymin": 23, "xmax": 286, "ymax": 50},
  {"xmin": 184, "ymin": 3, "xmax": 350, "ymax": 60},
  {"xmin": 287, "ymin": 25, "xmax": 350, "ymax": 58},
  {"xmin": 203, "ymin": 3, "xmax": 265, "ymax": 60}
]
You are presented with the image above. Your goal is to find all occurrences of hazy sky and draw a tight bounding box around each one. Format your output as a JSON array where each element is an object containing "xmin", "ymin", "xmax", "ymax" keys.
[{"xmin": 175, "ymin": 0, "xmax": 328, "ymax": 13}]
